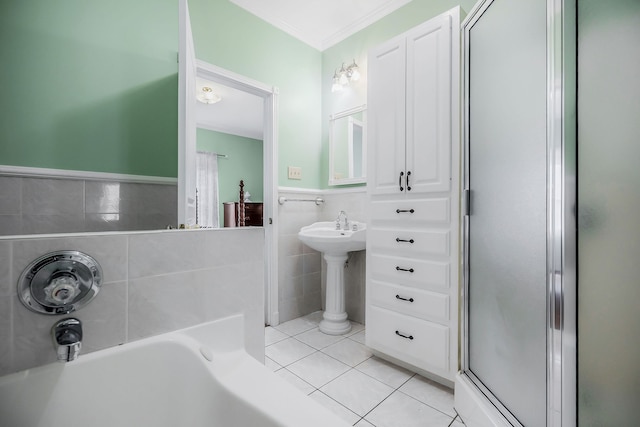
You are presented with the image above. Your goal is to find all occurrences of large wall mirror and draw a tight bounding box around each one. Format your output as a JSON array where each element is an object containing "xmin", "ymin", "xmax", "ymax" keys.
[
  {"xmin": 0, "ymin": 0, "xmax": 274, "ymax": 237},
  {"xmin": 329, "ymin": 105, "xmax": 367, "ymax": 186}
]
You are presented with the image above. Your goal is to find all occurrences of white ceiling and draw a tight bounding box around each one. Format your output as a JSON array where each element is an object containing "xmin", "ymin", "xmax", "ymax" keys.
[{"xmin": 229, "ymin": 0, "xmax": 413, "ymax": 51}]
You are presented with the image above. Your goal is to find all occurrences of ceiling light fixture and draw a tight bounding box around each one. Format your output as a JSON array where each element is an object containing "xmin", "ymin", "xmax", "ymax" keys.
[
  {"xmin": 197, "ymin": 86, "xmax": 222, "ymax": 104},
  {"xmin": 331, "ymin": 59, "xmax": 361, "ymax": 93}
]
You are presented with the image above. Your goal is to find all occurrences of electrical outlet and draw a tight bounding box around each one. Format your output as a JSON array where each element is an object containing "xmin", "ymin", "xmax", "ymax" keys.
[{"xmin": 288, "ymin": 166, "xmax": 302, "ymax": 180}]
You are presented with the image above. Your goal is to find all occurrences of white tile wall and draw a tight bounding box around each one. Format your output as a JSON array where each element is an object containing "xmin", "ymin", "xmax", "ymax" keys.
[
  {"xmin": 0, "ymin": 176, "xmax": 177, "ymax": 235},
  {"xmin": 277, "ymin": 188, "xmax": 367, "ymax": 324},
  {"xmin": 0, "ymin": 227, "xmax": 264, "ymax": 377}
]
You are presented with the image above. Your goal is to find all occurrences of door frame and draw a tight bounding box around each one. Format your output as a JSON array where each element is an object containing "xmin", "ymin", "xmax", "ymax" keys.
[
  {"xmin": 178, "ymin": 0, "xmax": 279, "ymax": 326},
  {"xmin": 193, "ymin": 60, "xmax": 280, "ymax": 327}
]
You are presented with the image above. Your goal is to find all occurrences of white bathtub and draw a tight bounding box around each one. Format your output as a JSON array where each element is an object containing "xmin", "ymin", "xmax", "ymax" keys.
[{"xmin": 0, "ymin": 315, "xmax": 350, "ymax": 427}]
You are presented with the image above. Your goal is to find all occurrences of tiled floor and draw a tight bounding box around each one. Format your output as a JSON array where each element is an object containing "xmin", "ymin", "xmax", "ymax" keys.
[{"xmin": 265, "ymin": 311, "xmax": 464, "ymax": 427}]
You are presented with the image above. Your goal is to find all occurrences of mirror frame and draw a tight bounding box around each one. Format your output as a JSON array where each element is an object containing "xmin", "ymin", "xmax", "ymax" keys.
[{"xmin": 328, "ymin": 104, "xmax": 367, "ymax": 186}]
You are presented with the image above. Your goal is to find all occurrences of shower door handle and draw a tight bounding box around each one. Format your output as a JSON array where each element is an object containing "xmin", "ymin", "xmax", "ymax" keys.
[{"xmin": 463, "ymin": 189, "xmax": 470, "ymax": 216}]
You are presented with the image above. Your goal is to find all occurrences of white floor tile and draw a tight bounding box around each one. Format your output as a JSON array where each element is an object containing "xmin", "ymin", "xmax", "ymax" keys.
[
  {"xmin": 296, "ymin": 327, "xmax": 347, "ymax": 349},
  {"xmin": 309, "ymin": 390, "xmax": 362, "ymax": 426},
  {"xmin": 265, "ymin": 337, "xmax": 316, "ymax": 367},
  {"xmin": 343, "ymin": 321, "xmax": 365, "ymax": 337},
  {"xmin": 354, "ymin": 419, "xmax": 376, "ymax": 426},
  {"xmin": 264, "ymin": 356, "xmax": 282, "ymax": 372},
  {"xmin": 349, "ymin": 330, "xmax": 367, "ymax": 345},
  {"xmin": 275, "ymin": 368, "xmax": 316, "ymax": 395},
  {"xmin": 322, "ymin": 338, "xmax": 373, "ymax": 367},
  {"xmin": 398, "ymin": 375, "xmax": 455, "ymax": 417},
  {"xmin": 287, "ymin": 351, "xmax": 351, "ymax": 388},
  {"xmin": 303, "ymin": 310, "xmax": 324, "ymax": 324},
  {"xmin": 365, "ymin": 391, "xmax": 454, "ymax": 427},
  {"xmin": 265, "ymin": 326, "xmax": 289, "ymax": 345},
  {"xmin": 356, "ymin": 356, "xmax": 414, "ymax": 389},
  {"xmin": 321, "ymin": 369, "xmax": 394, "ymax": 417},
  {"xmin": 274, "ymin": 316, "xmax": 319, "ymax": 336}
]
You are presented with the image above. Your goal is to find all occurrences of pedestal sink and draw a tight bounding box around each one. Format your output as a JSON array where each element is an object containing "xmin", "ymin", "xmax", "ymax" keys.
[{"xmin": 298, "ymin": 221, "xmax": 366, "ymax": 335}]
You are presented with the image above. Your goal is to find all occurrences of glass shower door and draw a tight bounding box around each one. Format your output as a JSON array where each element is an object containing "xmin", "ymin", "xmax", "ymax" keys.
[{"xmin": 464, "ymin": 0, "xmax": 548, "ymax": 425}]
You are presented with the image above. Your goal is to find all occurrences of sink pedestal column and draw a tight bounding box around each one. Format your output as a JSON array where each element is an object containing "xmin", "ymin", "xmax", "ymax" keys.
[{"xmin": 319, "ymin": 253, "xmax": 352, "ymax": 335}]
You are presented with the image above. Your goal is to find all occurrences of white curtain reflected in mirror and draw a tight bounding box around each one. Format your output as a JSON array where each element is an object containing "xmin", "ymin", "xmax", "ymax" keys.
[{"xmin": 196, "ymin": 151, "xmax": 220, "ymax": 228}]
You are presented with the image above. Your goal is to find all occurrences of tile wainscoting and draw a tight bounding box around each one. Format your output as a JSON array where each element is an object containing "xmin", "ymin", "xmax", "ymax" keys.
[
  {"xmin": 0, "ymin": 227, "xmax": 264, "ymax": 376},
  {"xmin": 0, "ymin": 175, "xmax": 177, "ymax": 236},
  {"xmin": 277, "ymin": 188, "xmax": 366, "ymax": 324}
]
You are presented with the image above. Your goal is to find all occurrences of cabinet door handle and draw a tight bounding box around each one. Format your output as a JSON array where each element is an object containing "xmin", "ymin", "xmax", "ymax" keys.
[
  {"xmin": 396, "ymin": 266, "xmax": 414, "ymax": 273},
  {"xmin": 395, "ymin": 208, "xmax": 415, "ymax": 214},
  {"xmin": 395, "ymin": 330, "xmax": 414, "ymax": 340},
  {"xmin": 406, "ymin": 170, "xmax": 412, "ymax": 191},
  {"xmin": 395, "ymin": 238, "xmax": 414, "ymax": 244},
  {"xmin": 399, "ymin": 171, "xmax": 404, "ymax": 192},
  {"xmin": 395, "ymin": 294, "xmax": 414, "ymax": 303}
]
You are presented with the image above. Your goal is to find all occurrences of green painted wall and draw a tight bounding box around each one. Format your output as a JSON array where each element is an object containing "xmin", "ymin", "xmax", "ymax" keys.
[
  {"xmin": 321, "ymin": 0, "xmax": 478, "ymax": 188},
  {"xmin": 188, "ymin": 0, "xmax": 323, "ymax": 189},
  {"xmin": 196, "ymin": 128, "xmax": 263, "ymax": 221},
  {"xmin": 0, "ymin": 0, "xmax": 178, "ymax": 177},
  {"xmin": 1, "ymin": 0, "xmax": 480, "ymax": 187}
]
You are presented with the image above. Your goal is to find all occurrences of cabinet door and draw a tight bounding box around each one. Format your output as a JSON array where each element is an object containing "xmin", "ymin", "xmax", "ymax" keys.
[
  {"xmin": 405, "ymin": 15, "xmax": 452, "ymax": 194},
  {"xmin": 367, "ymin": 35, "xmax": 407, "ymax": 196}
]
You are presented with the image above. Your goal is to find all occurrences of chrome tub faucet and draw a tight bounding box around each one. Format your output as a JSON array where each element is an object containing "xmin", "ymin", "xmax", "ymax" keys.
[{"xmin": 52, "ymin": 318, "xmax": 83, "ymax": 362}]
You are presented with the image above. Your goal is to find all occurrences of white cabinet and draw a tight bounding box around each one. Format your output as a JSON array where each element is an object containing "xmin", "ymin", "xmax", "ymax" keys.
[
  {"xmin": 365, "ymin": 7, "xmax": 461, "ymax": 383},
  {"xmin": 368, "ymin": 12, "xmax": 453, "ymax": 196}
]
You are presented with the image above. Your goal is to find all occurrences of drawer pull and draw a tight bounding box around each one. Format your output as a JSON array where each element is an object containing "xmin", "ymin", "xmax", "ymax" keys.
[
  {"xmin": 395, "ymin": 208, "xmax": 415, "ymax": 214},
  {"xmin": 395, "ymin": 238, "xmax": 415, "ymax": 244},
  {"xmin": 395, "ymin": 330, "xmax": 414, "ymax": 340},
  {"xmin": 395, "ymin": 294, "xmax": 414, "ymax": 303},
  {"xmin": 396, "ymin": 266, "xmax": 414, "ymax": 273}
]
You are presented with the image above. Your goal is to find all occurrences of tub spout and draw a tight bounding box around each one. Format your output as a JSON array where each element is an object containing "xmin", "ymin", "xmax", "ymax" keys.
[{"xmin": 52, "ymin": 318, "xmax": 83, "ymax": 362}]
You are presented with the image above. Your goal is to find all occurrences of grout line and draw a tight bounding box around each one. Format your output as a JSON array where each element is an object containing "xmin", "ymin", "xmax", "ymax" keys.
[
  {"xmin": 278, "ymin": 366, "xmax": 317, "ymax": 394},
  {"xmin": 395, "ymin": 388, "xmax": 457, "ymax": 420},
  {"xmin": 313, "ymin": 389, "xmax": 363, "ymax": 423},
  {"xmin": 356, "ymin": 372, "xmax": 416, "ymax": 422}
]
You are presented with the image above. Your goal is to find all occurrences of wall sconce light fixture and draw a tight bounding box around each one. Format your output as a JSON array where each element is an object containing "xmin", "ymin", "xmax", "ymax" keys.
[
  {"xmin": 331, "ymin": 60, "xmax": 361, "ymax": 93},
  {"xmin": 197, "ymin": 86, "xmax": 222, "ymax": 104}
]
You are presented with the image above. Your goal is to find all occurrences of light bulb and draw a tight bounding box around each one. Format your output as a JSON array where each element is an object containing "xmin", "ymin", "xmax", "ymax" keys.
[
  {"xmin": 331, "ymin": 70, "xmax": 343, "ymax": 93},
  {"xmin": 348, "ymin": 60, "xmax": 360, "ymax": 81},
  {"xmin": 350, "ymin": 67, "xmax": 360, "ymax": 81}
]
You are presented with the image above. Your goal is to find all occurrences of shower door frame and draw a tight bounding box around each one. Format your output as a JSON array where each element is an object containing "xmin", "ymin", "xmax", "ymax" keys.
[{"xmin": 460, "ymin": 0, "xmax": 577, "ymax": 425}]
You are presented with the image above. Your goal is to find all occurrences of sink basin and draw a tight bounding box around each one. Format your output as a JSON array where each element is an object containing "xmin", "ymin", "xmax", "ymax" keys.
[
  {"xmin": 298, "ymin": 221, "xmax": 366, "ymax": 255},
  {"xmin": 298, "ymin": 221, "xmax": 366, "ymax": 335}
]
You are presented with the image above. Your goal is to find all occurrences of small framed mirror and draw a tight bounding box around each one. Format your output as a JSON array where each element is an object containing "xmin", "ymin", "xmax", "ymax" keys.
[{"xmin": 329, "ymin": 105, "xmax": 367, "ymax": 186}]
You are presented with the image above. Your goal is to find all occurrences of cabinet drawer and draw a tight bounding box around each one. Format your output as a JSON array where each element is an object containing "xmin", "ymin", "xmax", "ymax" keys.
[
  {"xmin": 370, "ymin": 280, "xmax": 449, "ymax": 323},
  {"xmin": 368, "ymin": 228, "xmax": 449, "ymax": 258},
  {"xmin": 370, "ymin": 253, "xmax": 449, "ymax": 290},
  {"xmin": 369, "ymin": 198, "xmax": 450, "ymax": 225},
  {"xmin": 366, "ymin": 306, "xmax": 449, "ymax": 372}
]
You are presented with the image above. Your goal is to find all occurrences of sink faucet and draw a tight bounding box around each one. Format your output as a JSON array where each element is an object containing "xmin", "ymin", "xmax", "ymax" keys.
[
  {"xmin": 336, "ymin": 210, "xmax": 349, "ymax": 230},
  {"xmin": 52, "ymin": 318, "xmax": 82, "ymax": 362}
]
